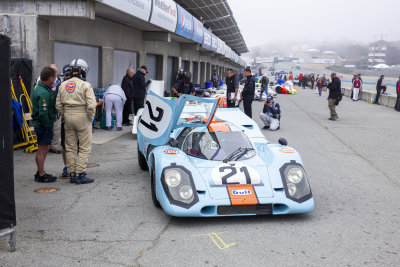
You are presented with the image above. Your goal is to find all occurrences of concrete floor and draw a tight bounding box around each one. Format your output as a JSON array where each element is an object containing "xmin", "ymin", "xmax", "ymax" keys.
[{"xmin": 1, "ymin": 89, "xmax": 400, "ymax": 266}]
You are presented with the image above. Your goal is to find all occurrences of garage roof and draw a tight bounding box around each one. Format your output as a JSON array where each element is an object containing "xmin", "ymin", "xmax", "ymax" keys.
[{"xmin": 174, "ymin": 0, "xmax": 248, "ymax": 55}]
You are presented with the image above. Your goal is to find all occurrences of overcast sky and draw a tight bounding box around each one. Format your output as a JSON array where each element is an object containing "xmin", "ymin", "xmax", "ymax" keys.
[{"xmin": 228, "ymin": 0, "xmax": 400, "ymax": 49}]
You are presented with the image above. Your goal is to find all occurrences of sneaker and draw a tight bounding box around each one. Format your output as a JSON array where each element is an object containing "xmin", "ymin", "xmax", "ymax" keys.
[
  {"xmin": 69, "ymin": 172, "xmax": 77, "ymax": 183},
  {"xmin": 35, "ymin": 173, "xmax": 57, "ymax": 183},
  {"xmin": 62, "ymin": 166, "xmax": 69, "ymax": 177},
  {"xmin": 117, "ymin": 127, "xmax": 123, "ymax": 131},
  {"xmin": 105, "ymin": 127, "xmax": 112, "ymax": 131},
  {"xmin": 263, "ymin": 126, "xmax": 270, "ymax": 129},
  {"xmin": 122, "ymin": 123, "xmax": 131, "ymax": 126},
  {"xmin": 328, "ymin": 117, "xmax": 336, "ymax": 121},
  {"xmin": 75, "ymin": 173, "xmax": 94, "ymax": 184}
]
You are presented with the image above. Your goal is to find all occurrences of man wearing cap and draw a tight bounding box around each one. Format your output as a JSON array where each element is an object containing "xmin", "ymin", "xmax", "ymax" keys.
[
  {"xmin": 132, "ymin": 65, "xmax": 152, "ymax": 115},
  {"xmin": 374, "ymin": 75, "xmax": 386, "ymax": 104},
  {"xmin": 260, "ymin": 96, "xmax": 281, "ymax": 131}
]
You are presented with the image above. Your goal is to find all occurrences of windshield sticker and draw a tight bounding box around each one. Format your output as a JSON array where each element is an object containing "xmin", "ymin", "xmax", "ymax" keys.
[
  {"xmin": 212, "ymin": 163, "xmax": 261, "ymax": 185},
  {"xmin": 279, "ymin": 147, "xmax": 295, "ymax": 154}
]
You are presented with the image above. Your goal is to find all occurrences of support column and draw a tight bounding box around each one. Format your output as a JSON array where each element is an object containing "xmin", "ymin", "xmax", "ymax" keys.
[
  {"xmin": 162, "ymin": 54, "xmax": 168, "ymax": 94},
  {"xmin": 101, "ymin": 46, "xmax": 114, "ymax": 88}
]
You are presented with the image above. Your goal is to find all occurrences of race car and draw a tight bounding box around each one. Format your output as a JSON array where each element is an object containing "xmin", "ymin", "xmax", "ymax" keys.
[
  {"xmin": 136, "ymin": 91, "xmax": 314, "ymax": 217},
  {"xmin": 254, "ymin": 83, "xmax": 278, "ymax": 100},
  {"xmin": 275, "ymin": 85, "xmax": 297, "ymax": 94}
]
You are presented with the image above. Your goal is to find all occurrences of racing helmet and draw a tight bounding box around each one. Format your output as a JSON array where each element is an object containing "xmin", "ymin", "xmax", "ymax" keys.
[
  {"xmin": 70, "ymin": 59, "xmax": 89, "ymax": 80},
  {"xmin": 62, "ymin": 64, "xmax": 71, "ymax": 80}
]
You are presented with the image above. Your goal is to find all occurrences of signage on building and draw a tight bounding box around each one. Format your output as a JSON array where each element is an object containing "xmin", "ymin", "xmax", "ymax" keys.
[
  {"xmin": 176, "ymin": 4, "xmax": 193, "ymax": 39},
  {"xmin": 98, "ymin": 0, "xmax": 152, "ymax": 22},
  {"xmin": 192, "ymin": 17, "xmax": 204, "ymax": 44},
  {"xmin": 202, "ymin": 30, "xmax": 212, "ymax": 50},
  {"xmin": 149, "ymin": 0, "xmax": 178, "ymax": 32},
  {"xmin": 211, "ymin": 34, "xmax": 218, "ymax": 52}
]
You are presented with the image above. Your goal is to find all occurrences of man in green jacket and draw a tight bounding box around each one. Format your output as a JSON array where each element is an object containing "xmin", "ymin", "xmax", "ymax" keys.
[{"xmin": 32, "ymin": 66, "xmax": 58, "ymax": 182}]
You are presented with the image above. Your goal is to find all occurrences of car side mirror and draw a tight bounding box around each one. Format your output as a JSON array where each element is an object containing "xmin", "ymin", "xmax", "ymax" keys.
[
  {"xmin": 278, "ymin": 138, "xmax": 288, "ymax": 146},
  {"xmin": 169, "ymin": 138, "xmax": 179, "ymax": 148}
]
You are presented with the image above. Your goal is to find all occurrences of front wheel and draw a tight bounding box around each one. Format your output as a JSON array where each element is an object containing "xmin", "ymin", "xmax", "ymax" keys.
[
  {"xmin": 137, "ymin": 145, "xmax": 148, "ymax": 171},
  {"xmin": 151, "ymin": 163, "xmax": 161, "ymax": 208}
]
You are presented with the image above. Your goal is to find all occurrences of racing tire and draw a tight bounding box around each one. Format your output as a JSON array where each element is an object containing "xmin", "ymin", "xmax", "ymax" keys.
[
  {"xmin": 137, "ymin": 145, "xmax": 148, "ymax": 171},
  {"xmin": 151, "ymin": 163, "xmax": 161, "ymax": 208}
]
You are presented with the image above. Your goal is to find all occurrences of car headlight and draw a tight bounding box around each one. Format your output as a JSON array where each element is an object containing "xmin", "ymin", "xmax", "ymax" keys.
[
  {"xmin": 165, "ymin": 170, "xmax": 181, "ymax": 187},
  {"xmin": 287, "ymin": 167, "xmax": 303, "ymax": 184},
  {"xmin": 179, "ymin": 185, "xmax": 193, "ymax": 200},
  {"xmin": 161, "ymin": 164, "xmax": 199, "ymax": 208},
  {"xmin": 279, "ymin": 161, "xmax": 312, "ymax": 203}
]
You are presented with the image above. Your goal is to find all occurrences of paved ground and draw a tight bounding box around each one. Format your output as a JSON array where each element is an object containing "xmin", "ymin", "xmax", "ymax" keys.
[{"xmin": 1, "ymin": 89, "xmax": 400, "ymax": 266}]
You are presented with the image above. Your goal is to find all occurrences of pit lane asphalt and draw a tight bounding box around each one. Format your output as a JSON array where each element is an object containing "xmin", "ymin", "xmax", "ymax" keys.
[{"xmin": 1, "ymin": 89, "xmax": 400, "ymax": 266}]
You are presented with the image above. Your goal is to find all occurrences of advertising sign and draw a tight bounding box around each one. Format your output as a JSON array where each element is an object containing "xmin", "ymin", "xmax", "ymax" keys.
[
  {"xmin": 98, "ymin": 0, "xmax": 152, "ymax": 22},
  {"xmin": 192, "ymin": 17, "xmax": 204, "ymax": 44},
  {"xmin": 176, "ymin": 4, "xmax": 193, "ymax": 39},
  {"xmin": 150, "ymin": 0, "xmax": 178, "ymax": 32},
  {"xmin": 202, "ymin": 30, "xmax": 212, "ymax": 50},
  {"xmin": 211, "ymin": 34, "xmax": 218, "ymax": 52}
]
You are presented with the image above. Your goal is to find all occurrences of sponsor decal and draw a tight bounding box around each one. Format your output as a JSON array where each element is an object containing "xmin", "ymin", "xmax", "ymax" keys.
[
  {"xmin": 279, "ymin": 147, "xmax": 295, "ymax": 154},
  {"xmin": 164, "ymin": 149, "xmax": 179, "ymax": 155},
  {"xmin": 65, "ymin": 81, "xmax": 76, "ymax": 93},
  {"xmin": 42, "ymin": 103, "xmax": 47, "ymax": 107},
  {"xmin": 227, "ymin": 185, "xmax": 258, "ymax": 205},
  {"xmin": 231, "ymin": 189, "xmax": 252, "ymax": 196}
]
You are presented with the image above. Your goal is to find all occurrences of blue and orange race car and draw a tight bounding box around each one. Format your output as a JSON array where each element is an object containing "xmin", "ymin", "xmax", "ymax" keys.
[{"xmin": 137, "ymin": 91, "xmax": 314, "ymax": 217}]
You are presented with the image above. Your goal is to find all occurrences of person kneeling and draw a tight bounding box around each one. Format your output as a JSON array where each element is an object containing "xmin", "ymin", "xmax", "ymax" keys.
[{"xmin": 260, "ymin": 96, "xmax": 281, "ymax": 130}]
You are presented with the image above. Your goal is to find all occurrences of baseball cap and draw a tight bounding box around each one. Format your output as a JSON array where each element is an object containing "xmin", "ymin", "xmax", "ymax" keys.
[
  {"xmin": 140, "ymin": 65, "xmax": 148, "ymax": 73},
  {"xmin": 267, "ymin": 96, "xmax": 273, "ymax": 101}
]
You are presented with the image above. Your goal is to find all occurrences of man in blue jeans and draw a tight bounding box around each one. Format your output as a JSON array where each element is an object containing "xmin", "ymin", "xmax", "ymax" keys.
[
  {"xmin": 32, "ymin": 66, "xmax": 58, "ymax": 183},
  {"xmin": 259, "ymin": 75, "xmax": 269, "ymax": 101}
]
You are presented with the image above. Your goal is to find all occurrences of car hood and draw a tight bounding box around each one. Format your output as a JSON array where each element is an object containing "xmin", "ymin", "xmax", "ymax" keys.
[{"xmin": 193, "ymin": 156, "xmax": 274, "ymax": 199}]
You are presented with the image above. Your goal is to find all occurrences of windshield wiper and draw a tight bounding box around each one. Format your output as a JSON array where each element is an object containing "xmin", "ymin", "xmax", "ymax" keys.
[{"xmin": 223, "ymin": 147, "xmax": 254, "ymax": 163}]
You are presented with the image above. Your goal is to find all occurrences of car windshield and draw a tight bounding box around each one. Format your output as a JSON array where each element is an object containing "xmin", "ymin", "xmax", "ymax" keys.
[
  {"xmin": 182, "ymin": 130, "xmax": 255, "ymax": 161},
  {"xmin": 177, "ymin": 100, "xmax": 215, "ymax": 125}
]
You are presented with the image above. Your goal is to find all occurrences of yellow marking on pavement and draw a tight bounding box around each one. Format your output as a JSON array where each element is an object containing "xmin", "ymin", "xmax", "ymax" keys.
[{"xmin": 192, "ymin": 232, "xmax": 235, "ymax": 250}]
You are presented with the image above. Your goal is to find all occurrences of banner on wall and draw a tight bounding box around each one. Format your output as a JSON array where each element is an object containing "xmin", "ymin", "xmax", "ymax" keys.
[
  {"xmin": 98, "ymin": 0, "xmax": 152, "ymax": 22},
  {"xmin": 210, "ymin": 34, "xmax": 218, "ymax": 52},
  {"xmin": 150, "ymin": 0, "xmax": 178, "ymax": 32},
  {"xmin": 176, "ymin": 4, "xmax": 193, "ymax": 39},
  {"xmin": 202, "ymin": 30, "xmax": 212, "ymax": 50},
  {"xmin": 192, "ymin": 17, "xmax": 204, "ymax": 44}
]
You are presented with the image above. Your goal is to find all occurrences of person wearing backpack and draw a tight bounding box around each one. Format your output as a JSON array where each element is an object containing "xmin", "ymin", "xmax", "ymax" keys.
[
  {"xmin": 259, "ymin": 75, "xmax": 269, "ymax": 101},
  {"xmin": 352, "ymin": 75, "xmax": 362, "ymax": 101},
  {"xmin": 316, "ymin": 77, "xmax": 323, "ymax": 96}
]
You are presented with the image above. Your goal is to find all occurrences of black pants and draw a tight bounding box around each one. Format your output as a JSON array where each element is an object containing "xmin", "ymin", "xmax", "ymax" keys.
[
  {"xmin": 227, "ymin": 98, "xmax": 238, "ymax": 108},
  {"xmin": 122, "ymin": 97, "xmax": 132, "ymax": 123},
  {"xmin": 395, "ymin": 94, "xmax": 400, "ymax": 111},
  {"xmin": 243, "ymin": 99, "xmax": 253, "ymax": 118},
  {"xmin": 133, "ymin": 97, "xmax": 145, "ymax": 115},
  {"xmin": 374, "ymin": 89, "xmax": 381, "ymax": 104}
]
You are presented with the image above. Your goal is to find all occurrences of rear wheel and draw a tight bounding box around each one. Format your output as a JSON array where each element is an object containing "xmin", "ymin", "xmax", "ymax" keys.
[
  {"xmin": 137, "ymin": 145, "xmax": 148, "ymax": 170},
  {"xmin": 151, "ymin": 163, "xmax": 161, "ymax": 208}
]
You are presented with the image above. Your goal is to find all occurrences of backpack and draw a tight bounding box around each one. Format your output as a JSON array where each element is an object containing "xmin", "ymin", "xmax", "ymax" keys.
[{"xmin": 354, "ymin": 79, "xmax": 360, "ymax": 88}]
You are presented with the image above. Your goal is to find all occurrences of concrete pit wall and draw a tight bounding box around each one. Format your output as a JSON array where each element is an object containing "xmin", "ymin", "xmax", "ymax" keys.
[{"xmin": 1, "ymin": 0, "xmax": 243, "ymax": 91}]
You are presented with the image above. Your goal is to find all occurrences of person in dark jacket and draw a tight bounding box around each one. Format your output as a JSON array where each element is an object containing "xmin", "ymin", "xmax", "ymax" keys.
[
  {"xmin": 327, "ymin": 73, "xmax": 341, "ymax": 121},
  {"xmin": 225, "ymin": 69, "xmax": 239, "ymax": 107},
  {"xmin": 32, "ymin": 66, "xmax": 58, "ymax": 183},
  {"xmin": 260, "ymin": 96, "xmax": 281, "ymax": 130},
  {"xmin": 374, "ymin": 75, "xmax": 386, "ymax": 104},
  {"xmin": 132, "ymin": 66, "xmax": 152, "ymax": 115},
  {"xmin": 121, "ymin": 68, "xmax": 134, "ymax": 126},
  {"xmin": 172, "ymin": 71, "xmax": 195, "ymax": 97},
  {"xmin": 241, "ymin": 68, "xmax": 255, "ymax": 118},
  {"xmin": 259, "ymin": 75, "xmax": 269, "ymax": 101},
  {"xmin": 395, "ymin": 76, "xmax": 400, "ymax": 111}
]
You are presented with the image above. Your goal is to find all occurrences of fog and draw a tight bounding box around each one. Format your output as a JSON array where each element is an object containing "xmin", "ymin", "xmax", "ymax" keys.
[{"xmin": 228, "ymin": 0, "xmax": 400, "ymax": 49}]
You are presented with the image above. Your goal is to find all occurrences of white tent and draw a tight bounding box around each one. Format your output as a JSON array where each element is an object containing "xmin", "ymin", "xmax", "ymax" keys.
[{"xmin": 372, "ymin": 63, "xmax": 390, "ymax": 69}]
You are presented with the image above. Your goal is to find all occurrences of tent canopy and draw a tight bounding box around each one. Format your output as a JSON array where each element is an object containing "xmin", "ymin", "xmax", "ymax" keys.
[{"xmin": 373, "ymin": 63, "xmax": 390, "ymax": 69}]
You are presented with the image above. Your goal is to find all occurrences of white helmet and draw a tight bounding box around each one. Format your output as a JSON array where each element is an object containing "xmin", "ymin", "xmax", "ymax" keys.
[{"xmin": 70, "ymin": 59, "xmax": 89, "ymax": 80}]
